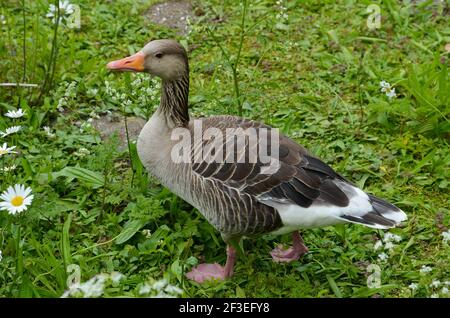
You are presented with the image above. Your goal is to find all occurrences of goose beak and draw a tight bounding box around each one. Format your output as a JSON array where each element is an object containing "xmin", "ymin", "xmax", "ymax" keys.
[{"xmin": 107, "ymin": 51, "xmax": 145, "ymax": 72}]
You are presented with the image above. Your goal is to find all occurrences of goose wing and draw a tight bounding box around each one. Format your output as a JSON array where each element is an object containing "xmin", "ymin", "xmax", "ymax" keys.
[
  {"xmin": 190, "ymin": 115, "xmax": 348, "ymax": 208},
  {"xmin": 189, "ymin": 115, "xmax": 406, "ymax": 231}
]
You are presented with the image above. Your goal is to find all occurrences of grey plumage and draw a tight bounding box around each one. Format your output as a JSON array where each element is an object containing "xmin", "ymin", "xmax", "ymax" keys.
[{"xmin": 111, "ymin": 39, "xmax": 407, "ymax": 246}]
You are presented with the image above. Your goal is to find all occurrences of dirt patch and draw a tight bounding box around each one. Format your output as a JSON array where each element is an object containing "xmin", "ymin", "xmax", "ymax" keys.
[
  {"xmin": 92, "ymin": 116, "xmax": 146, "ymax": 151},
  {"xmin": 145, "ymin": 1, "xmax": 193, "ymax": 35}
]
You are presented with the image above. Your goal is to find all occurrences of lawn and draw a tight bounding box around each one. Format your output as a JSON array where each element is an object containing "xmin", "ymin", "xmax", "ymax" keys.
[{"xmin": 0, "ymin": 0, "xmax": 449, "ymax": 298}]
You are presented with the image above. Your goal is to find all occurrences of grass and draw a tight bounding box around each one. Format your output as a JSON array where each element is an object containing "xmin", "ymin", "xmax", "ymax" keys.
[{"xmin": 0, "ymin": 0, "xmax": 449, "ymax": 298}]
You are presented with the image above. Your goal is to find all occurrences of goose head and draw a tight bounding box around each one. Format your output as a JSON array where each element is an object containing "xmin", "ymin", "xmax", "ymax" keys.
[{"xmin": 107, "ymin": 39, "xmax": 188, "ymax": 81}]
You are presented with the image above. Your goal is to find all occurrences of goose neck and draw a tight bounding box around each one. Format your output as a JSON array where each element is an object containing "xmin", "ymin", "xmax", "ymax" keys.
[{"xmin": 159, "ymin": 74, "xmax": 189, "ymax": 128}]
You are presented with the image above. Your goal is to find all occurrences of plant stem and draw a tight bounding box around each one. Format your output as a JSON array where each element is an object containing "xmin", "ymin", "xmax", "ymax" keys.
[
  {"xmin": 123, "ymin": 113, "xmax": 135, "ymax": 186},
  {"xmin": 38, "ymin": 0, "xmax": 60, "ymax": 103},
  {"xmin": 357, "ymin": 49, "xmax": 365, "ymax": 132},
  {"xmin": 233, "ymin": 0, "xmax": 248, "ymax": 116},
  {"xmin": 21, "ymin": 0, "xmax": 26, "ymax": 82}
]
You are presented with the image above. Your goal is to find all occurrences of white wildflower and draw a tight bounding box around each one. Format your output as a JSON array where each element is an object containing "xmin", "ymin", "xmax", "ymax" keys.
[
  {"xmin": 1, "ymin": 126, "xmax": 22, "ymax": 138},
  {"xmin": 430, "ymin": 294, "xmax": 439, "ymax": 298},
  {"xmin": 79, "ymin": 122, "xmax": 92, "ymax": 132},
  {"xmin": 153, "ymin": 279, "xmax": 167, "ymax": 291},
  {"xmin": 374, "ymin": 240, "xmax": 383, "ymax": 251},
  {"xmin": 164, "ymin": 284, "xmax": 183, "ymax": 295},
  {"xmin": 378, "ymin": 252, "xmax": 389, "ymax": 261},
  {"xmin": 88, "ymin": 111, "xmax": 100, "ymax": 119},
  {"xmin": 87, "ymin": 88, "xmax": 99, "ymax": 97},
  {"xmin": 1, "ymin": 165, "xmax": 17, "ymax": 172},
  {"xmin": 43, "ymin": 126, "xmax": 56, "ymax": 138},
  {"xmin": 139, "ymin": 279, "xmax": 183, "ymax": 297},
  {"xmin": 385, "ymin": 88, "xmax": 396, "ymax": 99},
  {"xmin": 110, "ymin": 271, "xmax": 124, "ymax": 284},
  {"xmin": 379, "ymin": 80, "xmax": 397, "ymax": 99},
  {"xmin": 384, "ymin": 233, "xmax": 402, "ymax": 243},
  {"xmin": 139, "ymin": 284, "xmax": 151, "ymax": 295},
  {"xmin": 62, "ymin": 273, "xmax": 108, "ymax": 298},
  {"xmin": 0, "ymin": 15, "xmax": 6, "ymax": 25},
  {"xmin": 420, "ymin": 265, "xmax": 432, "ymax": 274},
  {"xmin": 46, "ymin": 0, "xmax": 75, "ymax": 23},
  {"xmin": 442, "ymin": 287, "xmax": 449, "ymax": 294},
  {"xmin": 379, "ymin": 81, "xmax": 390, "ymax": 89},
  {"xmin": 384, "ymin": 242, "xmax": 395, "ymax": 251},
  {"xmin": 0, "ymin": 184, "xmax": 34, "ymax": 215},
  {"xmin": 57, "ymin": 98, "xmax": 66, "ymax": 112},
  {"xmin": 0, "ymin": 143, "xmax": 17, "ymax": 156},
  {"xmin": 441, "ymin": 230, "xmax": 450, "ymax": 244},
  {"xmin": 64, "ymin": 81, "xmax": 77, "ymax": 98},
  {"xmin": 61, "ymin": 272, "xmax": 125, "ymax": 298},
  {"xmin": 408, "ymin": 283, "xmax": 418, "ymax": 291},
  {"xmin": 73, "ymin": 147, "xmax": 90, "ymax": 158},
  {"xmin": 5, "ymin": 108, "xmax": 25, "ymax": 118},
  {"xmin": 430, "ymin": 280, "xmax": 441, "ymax": 288}
]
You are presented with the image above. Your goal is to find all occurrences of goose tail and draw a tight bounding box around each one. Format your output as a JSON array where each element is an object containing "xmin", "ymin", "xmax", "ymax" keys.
[{"xmin": 339, "ymin": 193, "xmax": 407, "ymax": 229}]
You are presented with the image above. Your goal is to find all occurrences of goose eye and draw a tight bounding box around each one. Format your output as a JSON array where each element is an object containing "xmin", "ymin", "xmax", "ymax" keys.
[{"xmin": 155, "ymin": 53, "xmax": 163, "ymax": 58}]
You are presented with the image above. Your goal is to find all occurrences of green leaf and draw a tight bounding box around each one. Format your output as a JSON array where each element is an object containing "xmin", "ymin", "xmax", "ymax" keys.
[
  {"xmin": 326, "ymin": 274, "xmax": 343, "ymax": 298},
  {"xmin": 53, "ymin": 166, "xmax": 105, "ymax": 189},
  {"xmin": 61, "ymin": 213, "xmax": 72, "ymax": 268},
  {"xmin": 21, "ymin": 158, "xmax": 34, "ymax": 178},
  {"xmin": 115, "ymin": 219, "xmax": 147, "ymax": 244}
]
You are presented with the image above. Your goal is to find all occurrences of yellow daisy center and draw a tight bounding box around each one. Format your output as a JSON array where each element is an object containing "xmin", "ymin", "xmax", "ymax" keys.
[
  {"xmin": 0, "ymin": 149, "xmax": 7, "ymax": 155},
  {"xmin": 11, "ymin": 196, "xmax": 24, "ymax": 207}
]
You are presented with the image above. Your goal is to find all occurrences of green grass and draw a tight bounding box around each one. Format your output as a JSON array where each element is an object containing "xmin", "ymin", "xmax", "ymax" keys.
[{"xmin": 0, "ymin": 0, "xmax": 449, "ymax": 298}]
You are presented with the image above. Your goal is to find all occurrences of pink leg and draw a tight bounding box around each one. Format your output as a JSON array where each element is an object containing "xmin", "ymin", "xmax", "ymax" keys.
[
  {"xmin": 270, "ymin": 231, "xmax": 309, "ymax": 263},
  {"xmin": 186, "ymin": 245, "xmax": 237, "ymax": 283}
]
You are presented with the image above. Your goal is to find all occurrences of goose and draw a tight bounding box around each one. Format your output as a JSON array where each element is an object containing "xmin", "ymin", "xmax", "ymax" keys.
[{"xmin": 107, "ymin": 39, "xmax": 407, "ymax": 283}]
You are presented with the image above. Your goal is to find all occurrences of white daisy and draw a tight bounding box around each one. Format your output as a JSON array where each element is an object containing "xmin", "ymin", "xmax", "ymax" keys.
[
  {"xmin": 408, "ymin": 283, "xmax": 418, "ymax": 291},
  {"xmin": 0, "ymin": 184, "xmax": 34, "ymax": 215},
  {"xmin": 46, "ymin": 0, "xmax": 75, "ymax": 18},
  {"xmin": 0, "ymin": 143, "xmax": 17, "ymax": 156},
  {"xmin": 1, "ymin": 126, "xmax": 22, "ymax": 138},
  {"xmin": 4, "ymin": 108, "xmax": 25, "ymax": 118}
]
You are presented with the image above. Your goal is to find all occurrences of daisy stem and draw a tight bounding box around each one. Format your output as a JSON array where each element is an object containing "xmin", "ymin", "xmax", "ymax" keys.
[
  {"xmin": 14, "ymin": 223, "xmax": 24, "ymax": 285},
  {"xmin": 38, "ymin": 0, "xmax": 60, "ymax": 103},
  {"xmin": 21, "ymin": 0, "xmax": 26, "ymax": 82}
]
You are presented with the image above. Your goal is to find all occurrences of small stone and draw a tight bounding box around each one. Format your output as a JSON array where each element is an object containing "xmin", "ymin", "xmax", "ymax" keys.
[
  {"xmin": 144, "ymin": 1, "xmax": 193, "ymax": 35},
  {"xmin": 92, "ymin": 116, "xmax": 146, "ymax": 151}
]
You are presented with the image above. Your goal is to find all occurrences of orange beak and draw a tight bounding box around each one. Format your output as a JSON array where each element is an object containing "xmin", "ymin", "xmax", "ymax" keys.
[{"xmin": 107, "ymin": 51, "xmax": 145, "ymax": 72}]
